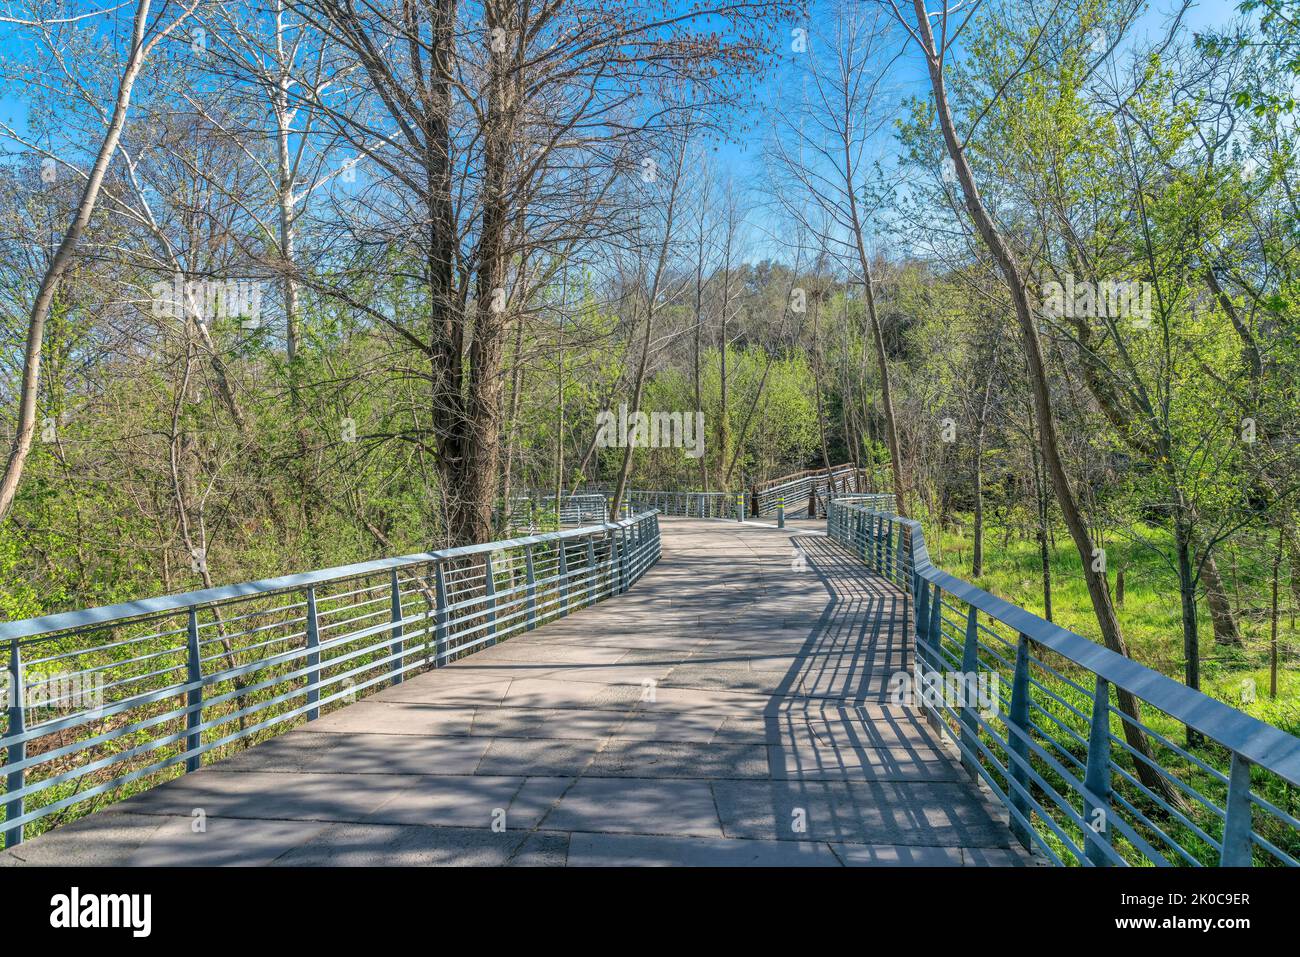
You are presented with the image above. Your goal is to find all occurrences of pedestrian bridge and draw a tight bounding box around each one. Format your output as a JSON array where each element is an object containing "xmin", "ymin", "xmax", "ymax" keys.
[{"xmin": 2, "ymin": 499, "xmax": 1298, "ymax": 866}]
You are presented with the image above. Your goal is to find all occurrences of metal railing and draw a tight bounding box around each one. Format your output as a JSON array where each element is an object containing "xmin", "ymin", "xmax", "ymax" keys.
[
  {"xmin": 507, "ymin": 493, "xmax": 610, "ymax": 530},
  {"xmin": 754, "ymin": 464, "xmax": 866, "ymax": 516},
  {"xmin": 627, "ymin": 489, "xmax": 735, "ymax": 519},
  {"xmin": 822, "ymin": 490, "xmax": 893, "ymax": 515},
  {"xmin": 0, "ymin": 511, "xmax": 662, "ymax": 847},
  {"xmin": 827, "ymin": 498, "xmax": 1300, "ymax": 867}
]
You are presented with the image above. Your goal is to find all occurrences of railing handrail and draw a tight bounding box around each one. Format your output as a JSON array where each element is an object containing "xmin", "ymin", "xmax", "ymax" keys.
[
  {"xmin": 840, "ymin": 502, "xmax": 1300, "ymax": 787},
  {"xmin": 0, "ymin": 513, "xmax": 658, "ymax": 644},
  {"xmin": 753, "ymin": 462, "xmax": 859, "ymax": 492}
]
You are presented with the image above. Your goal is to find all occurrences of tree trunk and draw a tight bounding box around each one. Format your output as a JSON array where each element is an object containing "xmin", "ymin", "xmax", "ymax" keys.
[
  {"xmin": 0, "ymin": 0, "xmax": 177, "ymax": 524},
  {"xmin": 1202, "ymin": 552, "xmax": 1242, "ymax": 646},
  {"xmin": 973, "ymin": 425, "xmax": 985, "ymax": 577},
  {"xmin": 911, "ymin": 1, "xmax": 1176, "ymax": 803}
]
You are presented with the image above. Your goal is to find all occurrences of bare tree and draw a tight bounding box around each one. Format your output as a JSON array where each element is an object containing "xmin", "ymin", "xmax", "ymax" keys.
[
  {"xmin": 764, "ymin": 1, "xmax": 909, "ymax": 514},
  {"xmin": 0, "ymin": 0, "xmax": 200, "ymax": 523},
  {"xmin": 890, "ymin": 0, "xmax": 1176, "ymax": 799}
]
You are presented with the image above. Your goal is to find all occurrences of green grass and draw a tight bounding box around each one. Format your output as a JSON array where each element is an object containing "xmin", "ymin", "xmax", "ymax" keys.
[
  {"xmin": 926, "ymin": 515, "xmax": 1299, "ymax": 734},
  {"xmin": 918, "ymin": 513, "xmax": 1300, "ymax": 865}
]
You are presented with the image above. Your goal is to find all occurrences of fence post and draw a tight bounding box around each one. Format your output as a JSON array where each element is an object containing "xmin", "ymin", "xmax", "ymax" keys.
[
  {"xmin": 483, "ymin": 553, "xmax": 499, "ymax": 646},
  {"xmin": 4, "ymin": 641, "xmax": 26, "ymax": 848},
  {"xmin": 389, "ymin": 568, "xmax": 405, "ymax": 685},
  {"xmin": 1008, "ymin": 633, "xmax": 1033, "ymax": 848},
  {"xmin": 305, "ymin": 586, "xmax": 321, "ymax": 720},
  {"xmin": 524, "ymin": 544, "xmax": 538, "ymax": 629},
  {"xmin": 185, "ymin": 608, "xmax": 203, "ymax": 773},
  {"xmin": 1220, "ymin": 752, "xmax": 1254, "ymax": 866},
  {"xmin": 1083, "ymin": 676, "xmax": 1113, "ymax": 865},
  {"xmin": 959, "ymin": 606, "xmax": 981, "ymax": 779},
  {"xmin": 434, "ymin": 561, "xmax": 450, "ymax": 665}
]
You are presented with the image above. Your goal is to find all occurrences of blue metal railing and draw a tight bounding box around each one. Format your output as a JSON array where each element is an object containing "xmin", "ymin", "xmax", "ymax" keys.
[
  {"xmin": 0, "ymin": 511, "xmax": 662, "ymax": 847},
  {"xmin": 827, "ymin": 498, "xmax": 1300, "ymax": 867}
]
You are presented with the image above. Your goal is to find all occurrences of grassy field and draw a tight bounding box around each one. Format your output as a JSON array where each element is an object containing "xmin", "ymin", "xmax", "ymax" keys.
[
  {"xmin": 924, "ymin": 515, "xmax": 1300, "ymax": 737},
  {"xmin": 904, "ymin": 512, "xmax": 1300, "ymax": 864}
]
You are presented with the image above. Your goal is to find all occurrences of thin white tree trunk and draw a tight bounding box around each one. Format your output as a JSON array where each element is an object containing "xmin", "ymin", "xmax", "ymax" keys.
[{"xmin": 0, "ymin": 0, "xmax": 194, "ymax": 523}]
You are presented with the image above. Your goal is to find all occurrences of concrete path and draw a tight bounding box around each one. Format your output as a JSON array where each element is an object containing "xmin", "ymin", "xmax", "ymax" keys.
[{"xmin": 2, "ymin": 518, "xmax": 1027, "ymax": 867}]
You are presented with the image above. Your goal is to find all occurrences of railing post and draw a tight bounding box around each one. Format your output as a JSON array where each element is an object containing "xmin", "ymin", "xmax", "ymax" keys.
[
  {"xmin": 1008, "ymin": 633, "xmax": 1033, "ymax": 848},
  {"xmin": 185, "ymin": 608, "xmax": 203, "ymax": 773},
  {"xmin": 620, "ymin": 526, "xmax": 631, "ymax": 592},
  {"xmin": 483, "ymin": 553, "xmax": 499, "ymax": 646},
  {"xmin": 915, "ymin": 576, "xmax": 931, "ymax": 656},
  {"xmin": 1083, "ymin": 676, "xmax": 1113, "ymax": 866},
  {"xmin": 557, "ymin": 540, "xmax": 570, "ymax": 613},
  {"xmin": 959, "ymin": 606, "xmax": 981, "ymax": 779},
  {"xmin": 4, "ymin": 640, "xmax": 26, "ymax": 848},
  {"xmin": 434, "ymin": 561, "xmax": 450, "ymax": 664},
  {"xmin": 604, "ymin": 531, "xmax": 617, "ymax": 596},
  {"xmin": 613, "ymin": 527, "xmax": 624, "ymax": 595},
  {"xmin": 305, "ymin": 586, "xmax": 321, "ymax": 720},
  {"xmin": 894, "ymin": 524, "xmax": 905, "ymax": 585},
  {"xmin": 389, "ymin": 568, "xmax": 405, "ymax": 685},
  {"xmin": 1220, "ymin": 752, "xmax": 1254, "ymax": 866},
  {"xmin": 885, "ymin": 518, "xmax": 895, "ymax": 576},
  {"xmin": 586, "ymin": 536, "xmax": 599, "ymax": 605},
  {"xmin": 524, "ymin": 544, "xmax": 538, "ymax": 628},
  {"xmin": 925, "ymin": 586, "xmax": 944, "ymax": 728}
]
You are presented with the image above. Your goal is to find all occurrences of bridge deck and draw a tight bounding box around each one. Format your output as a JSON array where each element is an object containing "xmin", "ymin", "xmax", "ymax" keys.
[{"xmin": 2, "ymin": 518, "xmax": 1027, "ymax": 867}]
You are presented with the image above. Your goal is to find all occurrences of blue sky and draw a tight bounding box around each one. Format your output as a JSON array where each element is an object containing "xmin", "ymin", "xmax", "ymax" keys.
[
  {"xmin": 0, "ymin": 0, "xmax": 1248, "ymax": 250},
  {"xmin": 718, "ymin": 0, "xmax": 1246, "ymax": 257}
]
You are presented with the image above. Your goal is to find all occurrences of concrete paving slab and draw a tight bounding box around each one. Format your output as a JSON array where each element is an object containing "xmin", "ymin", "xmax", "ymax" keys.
[
  {"xmin": 712, "ymin": 779, "xmax": 1014, "ymax": 847},
  {"xmin": 300, "ymin": 701, "xmax": 478, "ymax": 737},
  {"xmin": 469, "ymin": 705, "xmax": 631, "ymax": 739},
  {"xmin": 538, "ymin": 777, "xmax": 725, "ymax": 838},
  {"xmin": 474, "ymin": 737, "xmax": 606, "ymax": 776},
  {"xmin": 586, "ymin": 738, "xmax": 769, "ymax": 779},
  {"xmin": 365, "ymin": 775, "xmax": 572, "ymax": 830}
]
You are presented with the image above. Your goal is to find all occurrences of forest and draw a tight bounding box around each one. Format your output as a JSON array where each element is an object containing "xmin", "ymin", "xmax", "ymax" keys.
[{"xmin": 1, "ymin": 0, "xmax": 1298, "ymax": 744}]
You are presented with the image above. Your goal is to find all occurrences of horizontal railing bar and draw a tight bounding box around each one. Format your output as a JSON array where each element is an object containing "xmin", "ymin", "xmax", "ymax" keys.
[{"xmin": 1, "ymin": 514, "xmax": 656, "ymax": 643}]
